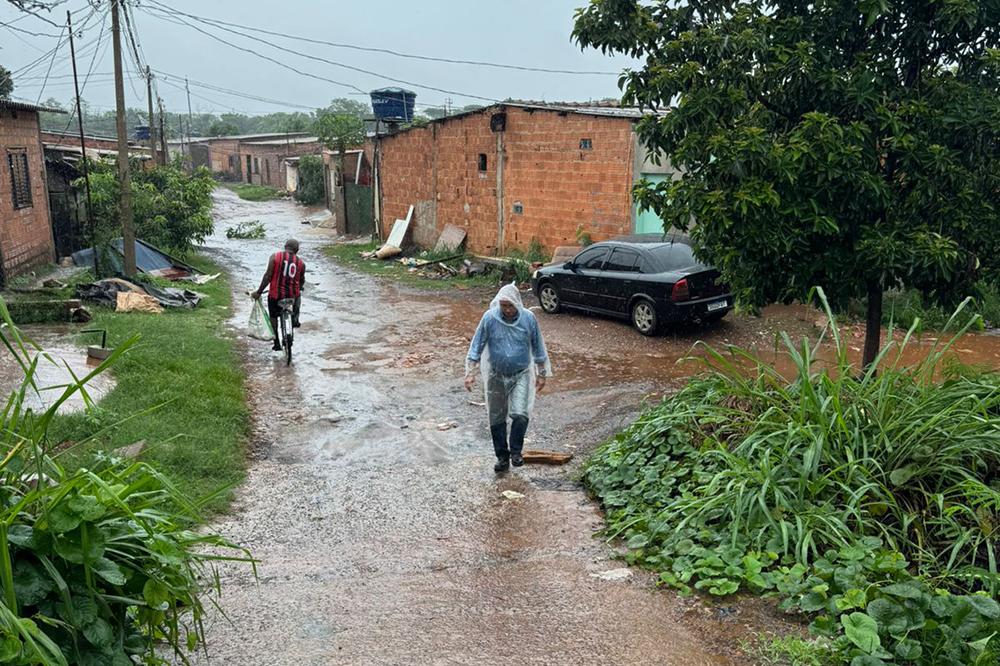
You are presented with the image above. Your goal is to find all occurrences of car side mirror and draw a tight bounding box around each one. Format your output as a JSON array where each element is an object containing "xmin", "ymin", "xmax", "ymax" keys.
[{"xmin": 563, "ymin": 261, "xmax": 576, "ymax": 271}]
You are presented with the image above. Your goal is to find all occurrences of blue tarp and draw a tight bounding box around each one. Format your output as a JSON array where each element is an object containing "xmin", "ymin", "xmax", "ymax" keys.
[{"xmin": 72, "ymin": 239, "xmax": 199, "ymax": 277}]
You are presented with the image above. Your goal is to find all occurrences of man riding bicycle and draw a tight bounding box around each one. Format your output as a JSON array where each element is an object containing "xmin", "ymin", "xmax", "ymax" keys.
[{"xmin": 252, "ymin": 238, "xmax": 306, "ymax": 352}]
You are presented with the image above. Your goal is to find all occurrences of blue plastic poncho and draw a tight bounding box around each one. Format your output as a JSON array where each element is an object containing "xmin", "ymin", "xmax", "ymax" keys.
[{"xmin": 466, "ymin": 284, "xmax": 552, "ymax": 423}]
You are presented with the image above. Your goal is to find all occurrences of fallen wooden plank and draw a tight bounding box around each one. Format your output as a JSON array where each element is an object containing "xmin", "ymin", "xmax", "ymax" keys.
[{"xmin": 521, "ymin": 449, "xmax": 574, "ymax": 465}]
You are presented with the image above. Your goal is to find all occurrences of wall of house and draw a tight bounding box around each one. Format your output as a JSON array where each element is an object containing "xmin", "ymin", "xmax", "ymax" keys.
[
  {"xmin": 0, "ymin": 108, "xmax": 56, "ymax": 282},
  {"xmin": 377, "ymin": 106, "xmax": 639, "ymax": 255},
  {"xmin": 242, "ymin": 141, "xmax": 324, "ymax": 189}
]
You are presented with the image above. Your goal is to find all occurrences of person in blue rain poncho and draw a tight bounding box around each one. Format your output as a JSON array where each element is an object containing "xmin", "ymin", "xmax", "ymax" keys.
[{"xmin": 465, "ymin": 283, "xmax": 552, "ymax": 473}]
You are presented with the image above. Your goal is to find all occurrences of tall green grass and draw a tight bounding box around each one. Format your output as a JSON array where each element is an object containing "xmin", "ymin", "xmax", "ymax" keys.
[
  {"xmin": 0, "ymin": 298, "xmax": 251, "ymax": 665},
  {"xmin": 49, "ymin": 258, "xmax": 249, "ymax": 510},
  {"xmin": 586, "ymin": 289, "xmax": 1000, "ymax": 664}
]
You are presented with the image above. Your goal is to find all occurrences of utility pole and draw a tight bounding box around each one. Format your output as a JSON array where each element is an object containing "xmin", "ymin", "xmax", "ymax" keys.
[
  {"xmin": 158, "ymin": 97, "xmax": 168, "ymax": 166},
  {"xmin": 110, "ymin": 0, "xmax": 136, "ymax": 277},
  {"xmin": 185, "ymin": 77, "xmax": 193, "ymax": 170},
  {"xmin": 67, "ymin": 10, "xmax": 97, "ymax": 276},
  {"xmin": 145, "ymin": 66, "xmax": 157, "ymax": 164}
]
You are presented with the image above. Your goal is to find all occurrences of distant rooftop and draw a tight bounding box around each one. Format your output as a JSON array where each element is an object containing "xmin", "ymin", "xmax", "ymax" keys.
[
  {"xmin": 195, "ymin": 132, "xmax": 311, "ymax": 142},
  {"xmin": 242, "ymin": 136, "xmax": 321, "ymax": 146},
  {"xmin": 1, "ymin": 98, "xmax": 67, "ymax": 114}
]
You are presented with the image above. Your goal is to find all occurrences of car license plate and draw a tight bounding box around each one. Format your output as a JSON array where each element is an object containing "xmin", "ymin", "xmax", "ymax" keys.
[{"xmin": 707, "ymin": 299, "xmax": 728, "ymax": 312}]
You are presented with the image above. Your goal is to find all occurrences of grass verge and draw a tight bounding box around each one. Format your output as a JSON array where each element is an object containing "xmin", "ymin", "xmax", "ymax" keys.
[
  {"xmin": 49, "ymin": 255, "xmax": 249, "ymax": 511},
  {"xmin": 585, "ymin": 290, "xmax": 1000, "ymax": 664},
  {"xmin": 323, "ymin": 241, "xmax": 499, "ymax": 291},
  {"xmin": 223, "ymin": 182, "xmax": 284, "ymax": 202}
]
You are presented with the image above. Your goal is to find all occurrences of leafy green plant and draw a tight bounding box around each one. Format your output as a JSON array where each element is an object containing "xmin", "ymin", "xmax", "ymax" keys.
[
  {"xmin": 575, "ymin": 225, "xmax": 593, "ymax": 247},
  {"xmin": 225, "ymin": 220, "xmax": 266, "ymax": 240},
  {"xmin": 224, "ymin": 184, "xmax": 282, "ymax": 203},
  {"xmin": 81, "ymin": 159, "xmax": 215, "ymax": 260},
  {"xmin": 0, "ymin": 299, "xmax": 251, "ymax": 665},
  {"xmin": 294, "ymin": 155, "xmax": 325, "ymax": 206},
  {"xmin": 742, "ymin": 635, "xmax": 839, "ymax": 666},
  {"xmin": 585, "ymin": 288, "xmax": 1000, "ymax": 664}
]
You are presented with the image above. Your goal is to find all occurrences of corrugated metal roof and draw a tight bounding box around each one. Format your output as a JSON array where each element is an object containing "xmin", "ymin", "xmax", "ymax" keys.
[
  {"xmin": 242, "ymin": 135, "xmax": 321, "ymax": 146},
  {"xmin": 195, "ymin": 132, "xmax": 311, "ymax": 142},
  {"xmin": 0, "ymin": 98, "xmax": 67, "ymax": 114}
]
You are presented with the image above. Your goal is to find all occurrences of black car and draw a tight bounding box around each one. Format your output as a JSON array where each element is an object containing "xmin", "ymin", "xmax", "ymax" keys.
[{"xmin": 530, "ymin": 240, "xmax": 732, "ymax": 335}]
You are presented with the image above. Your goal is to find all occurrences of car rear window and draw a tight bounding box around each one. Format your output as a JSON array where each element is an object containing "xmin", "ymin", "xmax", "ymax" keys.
[
  {"xmin": 605, "ymin": 248, "xmax": 640, "ymax": 272},
  {"xmin": 653, "ymin": 244, "xmax": 701, "ymax": 271}
]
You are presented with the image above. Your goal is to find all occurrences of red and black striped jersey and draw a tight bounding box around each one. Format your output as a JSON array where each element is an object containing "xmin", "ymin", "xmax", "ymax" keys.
[{"xmin": 268, "ymin": 251, "xmax": 305, "ymax": 299}]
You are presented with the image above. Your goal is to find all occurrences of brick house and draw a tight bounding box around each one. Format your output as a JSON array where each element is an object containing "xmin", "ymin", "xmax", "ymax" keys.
[
  {"xmin": 0, "ymin": 99, "xmax": 60, "ymax": 285},
  {"xmin": 375, "ymin": 102, "xmax": 675, "ymax": 255},
  {"xmin": 188, "ymin": 133, "xmax": 322, "ymax": 188}
]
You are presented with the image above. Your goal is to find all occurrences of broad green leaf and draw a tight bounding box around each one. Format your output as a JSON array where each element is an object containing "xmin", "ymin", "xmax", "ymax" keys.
[
  {"xmin": 966, "ymin": 595, "xmax": 1000, "ymax": 619},
  {"xmin": 895, "ymin": 637, "xmax": 922, "ymax": 660},
  {"xmin": 67, "ymin": 495, "xmax": 106, "ymax": 522},
  {"xmin": 0, "ymin": 633, "xmax": 21, "ymax": 661},
  {"xmin": 889, "ymin": 465, "xmax": 917, "ymax": 486},
  {"xmin": 82, "ymin": 617, "xmax": 114, "ymax": 648},
  {"xmin": 836, "ymin": 588, "xmax": 868, "ymax": 612},
  {"xmin": 92, "ymin": 557, "xmax": 126, "ymax": 586},
  {"xmin": 11, "ymin": 559, "xmax": 54, "ymax": 607},
  {"xmin": 142, "ymin": 579, "xmax": 170, "ymax": 611},
  {"xmin": 879, "ymin": 582, "xmax": 924, "ymax": 600},
  {"xmin": 842, "ymin": 612, "xmax": 881, "ymax": 654}
]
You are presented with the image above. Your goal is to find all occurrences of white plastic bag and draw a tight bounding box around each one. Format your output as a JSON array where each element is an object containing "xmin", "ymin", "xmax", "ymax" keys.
[{"xmin": 248, "ymin": 298, "xmax": 274, "ymax": 340}]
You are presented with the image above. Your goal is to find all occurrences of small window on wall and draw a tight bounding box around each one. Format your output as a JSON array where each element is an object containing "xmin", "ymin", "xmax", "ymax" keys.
[
  {"xmin": 478, "ymin": 153, "xmax": 487, "ymax": 172},
  {"xmin": 7, "ymin": 149, "xmax": 32, "ymax": 209},
  {"xmin": 253, "ymin": 157, "xmax": 260, "ymax": 174},
  {"xmin": 580, "ymin": 138, "xmax": 593, "ymax": 150}
]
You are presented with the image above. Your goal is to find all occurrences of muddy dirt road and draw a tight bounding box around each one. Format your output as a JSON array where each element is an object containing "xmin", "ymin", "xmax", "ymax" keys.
[{"xmin": 192, "ymin": 191, "xmax": 807, "ymax": 665}]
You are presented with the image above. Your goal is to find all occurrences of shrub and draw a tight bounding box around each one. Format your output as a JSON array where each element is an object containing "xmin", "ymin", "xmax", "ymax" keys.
[
  {"xmin": 82, "ymin": 159, "xmax": 215, "ymax": 259},
  {"xmin": 0, "ymin": 300, "xmax": 250, "ymax": 665},
  {"xmin": 295, "ymin": 155, "xmax": 325, "ymax": 206},
  {"xmin": 585, "ymin": 290, "xmax": 1000, "ymax": 664}
]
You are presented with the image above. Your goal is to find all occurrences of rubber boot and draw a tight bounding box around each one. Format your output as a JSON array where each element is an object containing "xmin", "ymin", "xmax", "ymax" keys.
[
  {"xmin": 491, "ymin": 422, "xmax": 509, "ymax": 472},
  {"xmin": 510, "ymin": 416, "xmax": 529, "ymax": 467}
]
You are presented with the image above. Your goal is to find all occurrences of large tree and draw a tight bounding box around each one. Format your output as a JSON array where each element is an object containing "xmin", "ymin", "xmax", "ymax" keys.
[{"xmin": 574, "ymin": 0, "xmax": 1000, "ymax": 366}]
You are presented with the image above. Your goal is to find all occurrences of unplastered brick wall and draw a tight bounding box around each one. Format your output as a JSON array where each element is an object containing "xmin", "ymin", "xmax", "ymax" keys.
[
  {"xmin": 0, "ymin": 108, "xmax": 55, "ymax": 282},
  {"xmin": 377, "ymin": 105, "xmax": 637, "ymax": 256},
  {"xmin": 502, "ymin": 108, "xmax": 636, "ymax": 252}
]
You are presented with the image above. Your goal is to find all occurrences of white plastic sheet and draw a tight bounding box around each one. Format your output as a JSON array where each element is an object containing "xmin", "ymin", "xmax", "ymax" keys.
[{"xmin": 248, "ymin": 298, "xmax": 275, "ymax": 340}]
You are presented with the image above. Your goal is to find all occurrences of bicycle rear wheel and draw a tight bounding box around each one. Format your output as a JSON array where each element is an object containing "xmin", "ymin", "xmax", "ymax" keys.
[{"xmin": 282, "ymin": 315, "xmax": 293, "ymax": 365}]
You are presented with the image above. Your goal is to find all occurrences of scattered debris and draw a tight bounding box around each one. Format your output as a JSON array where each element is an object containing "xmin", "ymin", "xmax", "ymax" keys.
[
  {"xmin": 69, "ymin": 306, "xmax": 92, "ymax": 323},
  {"xmin": 77, "ymin": 278, "xmax": 203, "ymax": 309},
  {"xmin": 59, "ymin": 256, "xmax": 74, "ymax": 268},
  {"xmin": 118, "ymin": 440, "xmax": 146, "ymax": 459},
  {"xmin": 590, "ymin": 568, "xmax": 632, "ymax": 582},
  {"xmin": 437, "ymin": 420, "xmax": 458, "ymax": 431},
  {"xmin": 522, "ymin": 450, "xmax": 574, "ymax": 465},
  {"xmin": 375, "ymin": 245, "xmax": 402, "ymax": 260},
  {"xmin": 501, "ymin": 490, "xmax": 525, "ymax": 500},
  {"xmin": 188, "ymin": 273, "xmax": 220, "ymax": 285},
  {"xmin": 434, "ymin": 224, "xmax": 467, "ymax": 253},
  {"xmin": 467, "ymin": 400, "xmax": 486, "ymax": 407},
  {"xmin": 226, "ymin": 220, "xmax": 266, "ymax": 239},
  {"xmin": 116, "ymin": 291, "xmax": 163, "ymax": 314},
  {"xmin": 42, "ymin": 278, "xmax": 66, "ymax": 289},
  {"xmin": 72, "ymin": 238, "xmax": 201, "ymax": 280}
]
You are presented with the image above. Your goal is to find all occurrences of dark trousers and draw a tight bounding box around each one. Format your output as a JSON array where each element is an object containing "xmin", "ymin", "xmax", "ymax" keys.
[
  {"xmin": 491, "ymin": 415, "xmax": 529, "ymax": 460},
  {"xmin": 267, "ymin": 297, "xmax": 300, "ymax": 342}
]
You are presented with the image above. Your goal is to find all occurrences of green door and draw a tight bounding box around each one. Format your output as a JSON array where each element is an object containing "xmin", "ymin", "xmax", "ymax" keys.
[{"xmin": 635, "ymin": 173, "xmax": 670, "ymax": 234}]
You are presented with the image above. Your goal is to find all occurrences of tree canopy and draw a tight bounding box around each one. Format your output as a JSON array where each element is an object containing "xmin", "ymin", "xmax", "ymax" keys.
[
  {"xmin": 315, "ymin": 112, "xmax": 366, "ymax": 154},
  {"xmin": 574, "ymin": 0, "xmax": 1000, "ymax": 365},
  {"xmin": 0, "ymin": 65, "xmax": 12, "ymax": 100}
]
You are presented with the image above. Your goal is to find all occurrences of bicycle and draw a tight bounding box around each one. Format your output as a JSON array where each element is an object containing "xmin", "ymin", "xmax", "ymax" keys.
[
  {"xmin": 251, "ymin": 290, "xmax": 295, "ymax": 366},
  {"xmin": 275, "ymin": 298, "xmax": 295, "ymax": 366}
]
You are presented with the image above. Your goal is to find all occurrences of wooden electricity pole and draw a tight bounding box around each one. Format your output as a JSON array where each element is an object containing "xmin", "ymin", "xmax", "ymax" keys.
[
  {"xmin": 110, "ymin": 0, "xmax": 136, "ymax": 277},
  {"xmin": 67, "ymin": 10, "xmax": 97, "ymax": 275},
  {"xmin": 158, "ymin": 97, "xmax": 168, "ymax": 166},
  {"xmin": 145, "ymin": 66, "xmax": 157, "ymax": 164}
]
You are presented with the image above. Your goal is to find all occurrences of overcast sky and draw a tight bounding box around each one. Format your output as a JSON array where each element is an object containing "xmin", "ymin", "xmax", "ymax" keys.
[{"xmin": 1, "ymin": 0, "xmax": 636, "ymax": 116}]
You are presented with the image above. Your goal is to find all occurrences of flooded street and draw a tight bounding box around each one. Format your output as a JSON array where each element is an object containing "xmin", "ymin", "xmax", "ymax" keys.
[{"xmin": 193, "ymin": 189, "xmax": 771, "ymax": 665}]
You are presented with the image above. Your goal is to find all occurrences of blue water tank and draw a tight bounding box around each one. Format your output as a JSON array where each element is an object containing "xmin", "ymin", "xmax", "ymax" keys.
[
  {"xmin": 370, "ymin": 88, "xmax": 416, "ymax": 122},
  {"xmin": 133, "ymin": 125, "xmax": 150, "ymax": 141}
]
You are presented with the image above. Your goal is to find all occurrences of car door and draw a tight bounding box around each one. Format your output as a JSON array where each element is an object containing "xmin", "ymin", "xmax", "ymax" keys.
[
  {"xmin": 562, "ymin": 246, "xmax": 609, "ymax": 307},
  {"xmin": 598, "ymin": 247, "xmax": 641, "ymax": 313}
]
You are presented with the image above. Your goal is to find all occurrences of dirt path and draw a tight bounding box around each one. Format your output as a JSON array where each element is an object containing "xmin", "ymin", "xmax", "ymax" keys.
[{"xmin": 190, "ymin": 190, "xmax": 789, "ymax": 665}]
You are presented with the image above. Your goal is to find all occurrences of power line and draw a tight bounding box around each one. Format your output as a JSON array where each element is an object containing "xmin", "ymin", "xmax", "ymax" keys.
[
  {"xmin": 140, "ymin": 9, "xmax": 370, "ymax": 96},
  {"xmin": 142, "ymin": 3, "xmax": 500, "ymax": 103},
  {"xmin": 61, "ymin": 10, "xmax": 109, "ymax": 134},
  {"xmin": 35, "ymin": 21, "xmax": 66, "ymax": 104},
  {"xmin": 0, "ymin": 19, "xmax": 62, "ymax": 38},
  {"xmin": 143, "ymin": 0, "xmax": 618, "ymax": 76},
  {"xmin": 10, "ymin": 6, "xmax": 99, "ymax": 78}
]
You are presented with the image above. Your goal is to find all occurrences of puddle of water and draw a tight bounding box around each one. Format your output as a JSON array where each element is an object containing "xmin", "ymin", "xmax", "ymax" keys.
[{"xmin": 0, "ymin": 326, "xmax": 115, "ymax": 415}]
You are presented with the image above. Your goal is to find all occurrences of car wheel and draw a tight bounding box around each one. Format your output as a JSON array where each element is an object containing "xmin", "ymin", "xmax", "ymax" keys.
[
  {"xmin": 631, "ymin": 299, "xmax": 659, "ymax": 336},
  {"xmin": 539, "ymin": 283, "xmax": 561, "ymax": 314}
]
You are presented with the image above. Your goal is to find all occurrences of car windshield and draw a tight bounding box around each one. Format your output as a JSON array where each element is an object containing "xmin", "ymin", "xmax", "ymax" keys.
[{"xmin": 652, "ymin": 244, "xmax": 702, "ymax": 271}]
